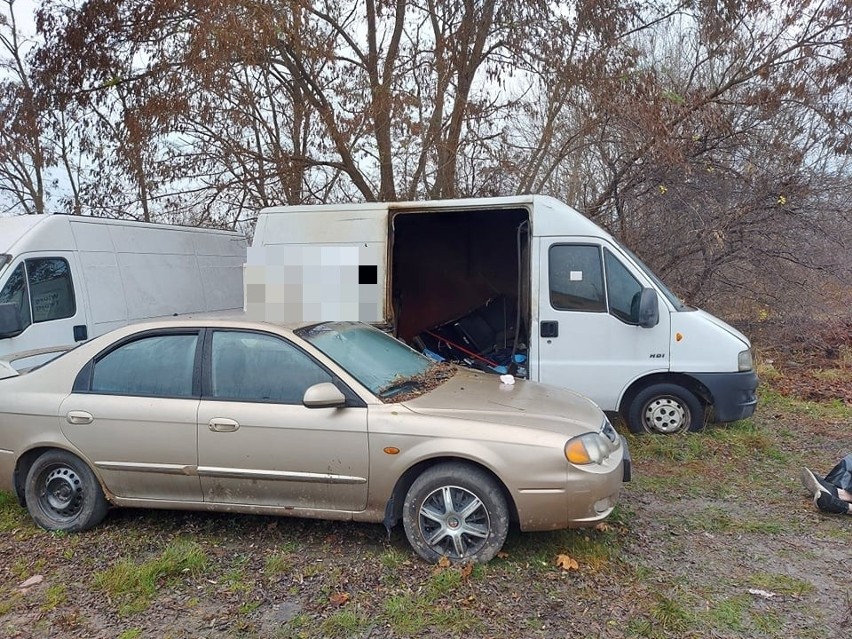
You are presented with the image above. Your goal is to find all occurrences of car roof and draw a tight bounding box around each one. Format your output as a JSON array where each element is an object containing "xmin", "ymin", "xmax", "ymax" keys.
[{"xmin": 113, "ymin": 311, "xmax": 319, "ymax": 335}]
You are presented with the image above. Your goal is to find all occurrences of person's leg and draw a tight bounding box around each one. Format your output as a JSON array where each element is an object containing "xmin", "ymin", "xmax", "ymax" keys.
[
  {"xmin": 824, "ymin": 453, "xmax": 852, "ymax": 490},
  {"xmin": 815, "ymin": 491, "xmax": 852, "ymax": 515},
  {"xmin": 800, "ymin": 467, "xmax": 852, "ymax": 515}
]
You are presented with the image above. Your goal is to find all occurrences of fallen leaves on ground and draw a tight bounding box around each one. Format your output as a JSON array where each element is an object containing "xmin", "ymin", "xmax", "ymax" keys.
[{"xmin": 555, "ymin": 554, "xmax": 579, "ymax": 571}]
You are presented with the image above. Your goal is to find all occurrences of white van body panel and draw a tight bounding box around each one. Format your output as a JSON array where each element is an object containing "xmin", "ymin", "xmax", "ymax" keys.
[
  {"xmin": 0, "ymin": 215, "xmax": 246, "ymax": 369},
  {"xmin": 534, "ymin": 236, "xmax": 671, "ymax": 412},
  {"xmin": 251, "ymin": 195, "xmax": 758, "ymax": 428},
  {"xmin": 670, "ymin": 310, "xmax": 749, "ymax": 374}
]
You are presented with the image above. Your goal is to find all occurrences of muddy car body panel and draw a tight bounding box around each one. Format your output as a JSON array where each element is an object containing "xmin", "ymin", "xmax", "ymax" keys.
[{"xmin": 0, "ymin": 318, "xmax": 627, "ymax": 562}]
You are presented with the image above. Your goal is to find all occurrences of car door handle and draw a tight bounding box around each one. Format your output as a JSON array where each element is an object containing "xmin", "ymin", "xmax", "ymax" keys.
[
  {"xmin": 66, "ymin": 411, "xmax": 94, "ymax": 425},
  {"xmin": 208, "ymin": 418, "xmax": 240, "ymax": 433}
]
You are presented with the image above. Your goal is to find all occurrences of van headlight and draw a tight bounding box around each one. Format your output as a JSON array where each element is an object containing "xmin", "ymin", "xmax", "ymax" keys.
[
  {"xmin": 738, "ymin": 349, "xmax": 753, "ymax": 372},
  {"xmin": 565, "ymin": 432, "xmax": 610, "ymax": 465}
]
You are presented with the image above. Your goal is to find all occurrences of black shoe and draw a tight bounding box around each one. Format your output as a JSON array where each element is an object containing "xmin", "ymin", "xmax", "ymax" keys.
[
  {"xmin": 815, "ymin": 491, "xmax": 850, "ymax": 515},
  {"xmin": 814, "ymin": 472, "xmax": 839, "ymax": 498}
]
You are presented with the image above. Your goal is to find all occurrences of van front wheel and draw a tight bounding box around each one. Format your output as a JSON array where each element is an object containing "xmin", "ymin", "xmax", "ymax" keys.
[{"xmin": 627, "ymin": 384, "xmax": 704, "ymax": 435}]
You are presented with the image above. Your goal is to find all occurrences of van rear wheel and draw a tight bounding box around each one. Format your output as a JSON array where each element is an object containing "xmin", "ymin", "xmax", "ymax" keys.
[{"xmin": 627, "ymin": 384, "xmax": 704, "ymax": 435}]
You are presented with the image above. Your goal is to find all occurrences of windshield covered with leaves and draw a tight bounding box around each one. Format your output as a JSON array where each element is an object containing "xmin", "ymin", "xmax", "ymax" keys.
[{"xmin": 296, "ymin": 321, "xmax": 455, "ymax": 401}]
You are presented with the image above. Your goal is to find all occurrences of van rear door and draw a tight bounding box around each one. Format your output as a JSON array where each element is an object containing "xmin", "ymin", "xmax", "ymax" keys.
[{"xmin": 535, "ymin": 238, "xmax": 670, "ymax": 412}]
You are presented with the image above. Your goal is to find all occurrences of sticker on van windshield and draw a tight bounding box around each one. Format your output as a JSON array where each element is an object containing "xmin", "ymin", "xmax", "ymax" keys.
[
  {"xmin": 244, "ymin": 245, "xmax": 381, "ymax": 323},
  {"xmin": 570, "ymin": 271, "xmax": 583, "ymax": 281}
]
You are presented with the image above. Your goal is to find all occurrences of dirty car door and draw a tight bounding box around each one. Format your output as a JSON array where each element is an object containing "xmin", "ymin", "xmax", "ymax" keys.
[
  {"xmin": 196, "ymin": 330, "xmax": 369, "ymax": 511},
  {"xmin": 60, "ymin": 331, "xmax": 203, "ymax": 501}
]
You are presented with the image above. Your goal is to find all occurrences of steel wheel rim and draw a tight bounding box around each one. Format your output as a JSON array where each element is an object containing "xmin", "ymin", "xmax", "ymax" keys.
[
  {"xmin": 643, "ymin": 396, "xmax": 690, "ymax": 434},
  {"xmin": 39, "ymin": 465, "xmax": 85, "ymax": 521},
  {"xmin": 418, "ymin": 485, "xmax": 490, "ymax": 559}
]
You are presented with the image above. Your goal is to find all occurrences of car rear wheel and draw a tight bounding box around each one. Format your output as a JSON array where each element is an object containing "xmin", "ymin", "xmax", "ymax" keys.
[
  {"xmin": 626, "ymin": 383, "xmax": 705, "ymax": 434},
  {"xmin": 25, "ymin": 450, "xmax": 108, "ymax": 532},
  {"xmin": 403, "ymin": 463, "xmax": 509, "ymax": 564}
]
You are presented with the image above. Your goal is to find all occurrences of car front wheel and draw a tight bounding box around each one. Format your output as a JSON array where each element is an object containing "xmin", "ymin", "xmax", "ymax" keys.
[
  {"xmin": 25, "ymin": 450, "xmax": 109, "ymax": 532},
  {"xmin": 403, "ymin": 462, "xmax": 509, "ymax": 564}
]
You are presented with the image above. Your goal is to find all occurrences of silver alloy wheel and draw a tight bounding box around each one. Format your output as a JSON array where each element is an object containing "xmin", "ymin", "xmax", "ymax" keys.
[
  {"xmin": 418, "ymin": 485, "xmax": 490, "ymax": 559},
  {"xmin": 40, "ymin": 465, "xmax": 85, "ymax": 521},
  {"xmin": 643, "ymin": 396, "xmax": 690, "ymax": 434}
]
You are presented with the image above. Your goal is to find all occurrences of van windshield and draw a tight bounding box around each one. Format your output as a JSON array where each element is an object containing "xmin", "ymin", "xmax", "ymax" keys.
[
  {"xmin": 614, "ymin": 242, "xmax": 688, "ymax": 311},
  {"xmin": 297, "ymin": 321, "xmax": 454, "ymax": 400}
]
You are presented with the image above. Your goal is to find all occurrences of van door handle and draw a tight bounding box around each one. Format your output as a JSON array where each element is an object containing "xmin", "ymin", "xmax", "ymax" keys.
[
  {"xmin": 208, "ymin": 418, "xmax": 240, "ymax": 433},
  {"xmin": 66, "ymin": 411, "xmax": 94, "ymax": 425},
  {"xmin": 540, "ymin": 321, "xmax": 559, "ymax": 338}
]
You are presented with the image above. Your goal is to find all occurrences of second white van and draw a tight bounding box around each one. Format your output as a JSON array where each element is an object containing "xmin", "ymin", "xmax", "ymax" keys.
[{"xmin": 0, "ymin": 214, "xmax": 246, "ymax": 369}]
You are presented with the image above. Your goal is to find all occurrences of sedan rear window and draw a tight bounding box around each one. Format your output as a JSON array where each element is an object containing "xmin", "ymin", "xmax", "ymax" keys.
[{"xmin": 91, "ymin": 334, "xmax": 198, "ymax": 397}]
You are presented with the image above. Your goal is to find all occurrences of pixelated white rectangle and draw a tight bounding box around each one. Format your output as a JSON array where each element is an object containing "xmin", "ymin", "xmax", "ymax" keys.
[{"xmin": 245, "ymin": 244, "xmax": 381, "ymax": 323}]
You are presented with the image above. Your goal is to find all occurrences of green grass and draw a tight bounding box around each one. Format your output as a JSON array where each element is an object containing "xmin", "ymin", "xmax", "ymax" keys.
[
  {"xmin": 93, "ymin": 538, "xmax": 208, "ymax": 615},
  {"xmin": 629, "ymin": 589, "xmax": 696, "ymax": 637},
  {"xmin": 505, "ymin": 522, "xmax": 625, "ymax": 573},
  {"xmin": 704, "ymin": 595, "xmax": 749, "ymax": 632},
  {"xmin": 320, "ymin": 608, "xmax": 371, "ymax": 636},
  {"xmin": 0, "ymin": 491, "xmax": 32, "ymax": 534},
  {"xmin": 758, "ymin": 387, "xmax": 852, "ymax": 421},
  {"xmin": 748, "ymin": 572, "xmax": 813, "ymax": 597},
  {"xmin": 0, "ymin": 590, "xmax": 20, "ymax": 616},
  {"xmin": 382, "ymin": 567, "xmax": 482, "ymax": 635},
  {"xmin": 116, "ymin": 629, "xmax": 143, "ymax": 639},
  {"xmin": 264, "ymin": 551, "xmax": 292, "ymax": 576},
  {"xmin": 40, "ymin": 583, "xmax": 67, "ymax": 611}
]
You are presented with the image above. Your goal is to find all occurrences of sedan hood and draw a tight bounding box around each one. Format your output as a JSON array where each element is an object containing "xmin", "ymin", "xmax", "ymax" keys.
[{"xmin": 402, "ymin": 368, "xmax": 605, "ymax": 436}]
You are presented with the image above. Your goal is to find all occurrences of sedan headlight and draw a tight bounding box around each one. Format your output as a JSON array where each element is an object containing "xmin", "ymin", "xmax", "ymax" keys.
[
  {"xmin": 738, "ymin": 349, "xmax": 753, "ymax": 372},
  {"xmin": 565, "ymin": 432, "xmax": 610, "ymax": 465}
]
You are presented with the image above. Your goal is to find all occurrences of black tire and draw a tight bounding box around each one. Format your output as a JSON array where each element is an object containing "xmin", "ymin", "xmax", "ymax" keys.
[
  {"xmin": 626, "ymin": 383, "xmax": 705, "ymax": 435},
  {"xmin": 402, "ymin": 462, "xmax": 509, "ymax": 564},
  {"xmin": 25, "ymin": 450, "xmax": 109, "ymax": 532}
]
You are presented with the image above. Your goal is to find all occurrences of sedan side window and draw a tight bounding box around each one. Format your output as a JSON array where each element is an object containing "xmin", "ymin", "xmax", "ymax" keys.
[
  {"xmin": 211, "ymin": 331, "xmax": 332, "ymax": 404},
  {"xmin": 91, "ymin": 334, "xmax": 199, "ymax": 397}
]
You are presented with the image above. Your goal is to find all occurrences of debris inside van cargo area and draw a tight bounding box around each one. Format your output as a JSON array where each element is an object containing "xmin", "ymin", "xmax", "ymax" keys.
[{"xmin": 412, "ymin": 296, "xmax": 528, "ymax": 377}]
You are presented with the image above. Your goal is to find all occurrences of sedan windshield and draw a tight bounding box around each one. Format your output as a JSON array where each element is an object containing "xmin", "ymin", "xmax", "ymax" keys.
[{"xmin": 297, "ymin": 321, "xmax": 450, "ymax": 399}]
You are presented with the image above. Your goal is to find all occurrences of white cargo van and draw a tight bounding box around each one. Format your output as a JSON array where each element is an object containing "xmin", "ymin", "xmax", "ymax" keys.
[
  {"xmin": 247, "ymin": 195, "xmax": 758, "ymax": 434},
  {"xmin": 0, "ymin": 214, "xmax": 246, "ymax": 369}
]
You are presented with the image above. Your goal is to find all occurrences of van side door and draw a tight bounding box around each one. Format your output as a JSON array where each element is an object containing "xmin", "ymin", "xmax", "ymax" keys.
[
  {"xmin": 536, "ymin": 239, "xmax": 670, "ymax": 411},
  {"xmin": 0, "ymin": 252, "xmax": 89, "ymax": 368}
]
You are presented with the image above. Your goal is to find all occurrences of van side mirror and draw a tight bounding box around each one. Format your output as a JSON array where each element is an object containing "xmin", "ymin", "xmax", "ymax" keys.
[
  {"xmin": 637, "ymin": 288, "xmax": 659, "ymax": 328},
  {"xmin": 303, "ymin": 382, "xmax": 347, "ymax": 408},
  {"xmin": 0, "ymin": 303, "xmax": 23, "ymax": 338}
]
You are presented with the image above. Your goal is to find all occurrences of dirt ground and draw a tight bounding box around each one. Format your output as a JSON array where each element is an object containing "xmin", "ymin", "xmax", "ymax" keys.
[{"xmin": 1, "ymin": 339, "xmax": 850, "ymax": 638}]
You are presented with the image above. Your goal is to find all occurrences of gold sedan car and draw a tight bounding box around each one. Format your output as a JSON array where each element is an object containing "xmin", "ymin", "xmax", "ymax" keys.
[{"xmin": 0, "ymin": 319, "xmax": 629, "ymax": 563}]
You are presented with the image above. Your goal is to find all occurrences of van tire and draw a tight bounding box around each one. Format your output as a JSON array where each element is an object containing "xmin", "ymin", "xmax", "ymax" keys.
[
  {"xmin": 403, "ymin": 463, "xmax": 508, "ymax": 564},
  {"xmin": 627, "ymin": 383, "xmax": 704, "ymax": 435},
  {"xmin": 25, "ymin": 450, "xmax": 109, "ymax": 532}
]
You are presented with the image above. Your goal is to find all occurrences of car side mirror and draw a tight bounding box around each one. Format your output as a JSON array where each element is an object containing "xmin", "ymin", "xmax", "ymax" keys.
[
  {"xmin": 303, "ymin": 382, "xmax": 347, "ymax": 408},
  {"xmin": 637, "ymin": 288, "xmax": 659, "ymax": 328},
  {"xmin": 0, "ymin": 303, "xmax": 24, "ymax": 338}
]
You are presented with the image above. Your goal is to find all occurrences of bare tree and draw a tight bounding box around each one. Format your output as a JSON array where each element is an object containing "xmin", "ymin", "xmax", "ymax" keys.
[{"xmin": 0, "ymin": 0, "xmax": 50, "ymax": 214}]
